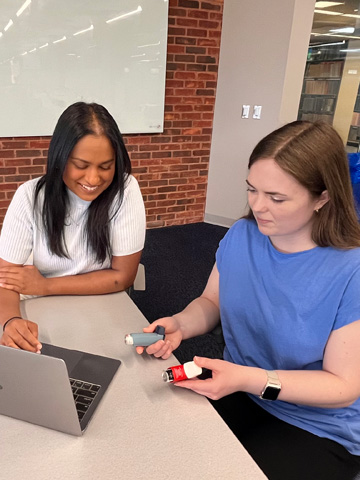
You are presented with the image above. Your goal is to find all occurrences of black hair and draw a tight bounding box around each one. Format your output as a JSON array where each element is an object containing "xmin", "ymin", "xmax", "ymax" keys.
[{"xmin": 34, "ymin": 102, "xmax": 131, "ymax": 263}]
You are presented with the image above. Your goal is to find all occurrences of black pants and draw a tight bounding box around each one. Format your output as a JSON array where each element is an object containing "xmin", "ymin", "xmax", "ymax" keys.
[{"xmin": 210, "ymin": 392, "xmax": 360, "ymax": 480}]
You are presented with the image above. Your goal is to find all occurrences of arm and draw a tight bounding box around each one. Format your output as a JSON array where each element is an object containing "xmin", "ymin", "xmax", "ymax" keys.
[
  {"xmin": 137, "ymin": 264, "xmax": 220, "ymax": 357},
  {"xmin": 0, "ymin": 258, "xmax": 41, "ymax": 352},
  {"xmin": 177, "ymin": 319, "xmax": 360, "ymax": 409},
  {"xmin": 0, "ymin": 251, "xmax": 142, "ymax": 296}
]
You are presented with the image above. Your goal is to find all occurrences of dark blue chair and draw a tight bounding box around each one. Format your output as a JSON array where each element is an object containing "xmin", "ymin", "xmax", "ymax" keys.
[{"xmin": 348, "ymin": 153, "xmax": 360, "ymax": 219}]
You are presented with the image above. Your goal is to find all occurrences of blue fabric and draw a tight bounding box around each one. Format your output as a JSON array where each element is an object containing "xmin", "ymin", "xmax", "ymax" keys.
[
  {"xmin": 216, "ymin": 219, "xmax": 360, "ymax": 455},
  {"xmin": 348, "ymin": 153, "xmax": 360, "ymax": 219}
]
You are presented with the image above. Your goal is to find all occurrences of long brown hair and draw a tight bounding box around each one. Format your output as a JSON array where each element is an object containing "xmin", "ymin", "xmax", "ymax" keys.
[{"xmin": 244, "ymin": 121, "xmax": 360, "ymax": 249}]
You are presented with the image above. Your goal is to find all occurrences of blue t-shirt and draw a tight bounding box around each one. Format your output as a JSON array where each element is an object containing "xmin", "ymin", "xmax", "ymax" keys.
[{"xmin": 216, "ymin": 219, "xmax": 360, "ymax": 455}]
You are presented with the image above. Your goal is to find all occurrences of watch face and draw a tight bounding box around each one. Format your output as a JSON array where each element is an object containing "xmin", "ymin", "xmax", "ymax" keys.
[{"xmin": 262, "ymin": 386, "xmax": 280, "ymax": 401}]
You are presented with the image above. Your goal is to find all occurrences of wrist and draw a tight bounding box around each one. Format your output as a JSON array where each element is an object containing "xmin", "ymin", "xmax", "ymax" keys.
[
  {"xmin": 173, "ymin": 314, "xmax": 186, "ymax": 341},
  {"xmin": 42, "ymin": 277, "xmax": 52, "ymax": 296},
  {"xmin": 2, "ymin": 315, "xmax": 23, "ymax": 331}
]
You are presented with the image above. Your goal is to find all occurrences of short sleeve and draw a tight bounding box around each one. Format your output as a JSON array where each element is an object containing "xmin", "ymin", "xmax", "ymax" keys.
[
  {"xmin": 0, "ymin": 181, "xmax": 35, "ymax": 264},
  {"xmin": 334, "ymin": 265, "xmax": 360, "ymax": 330},
  {"xmin": 110, "ymin": 175, "xmax": 146, "ymax": 256}
]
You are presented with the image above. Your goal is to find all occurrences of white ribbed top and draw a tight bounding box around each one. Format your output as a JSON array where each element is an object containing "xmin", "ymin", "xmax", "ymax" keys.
[{"xmin": 0, "ymin": 175, "xmax": 146, "ymax": 278}]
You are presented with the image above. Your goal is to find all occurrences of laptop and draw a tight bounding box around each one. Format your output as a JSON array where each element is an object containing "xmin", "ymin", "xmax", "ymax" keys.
[{"xmin": 0, "ymin": 343, "xmax": 121, "ymax": 436}]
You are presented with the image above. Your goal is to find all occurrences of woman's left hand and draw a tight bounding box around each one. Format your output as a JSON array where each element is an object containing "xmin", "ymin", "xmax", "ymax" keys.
[
  {"xmin": 0, "ymin": 265, "xmax": 47, "ymax": 295},
  {"xmin": 174, "ymin": 356, "xmax": 243, "ymax": 400}
]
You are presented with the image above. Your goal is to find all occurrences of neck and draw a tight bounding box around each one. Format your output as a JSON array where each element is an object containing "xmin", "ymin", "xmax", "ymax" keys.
[{"xmin": 269, "ymin": 233, "xmax": 317, "ymax": 254}]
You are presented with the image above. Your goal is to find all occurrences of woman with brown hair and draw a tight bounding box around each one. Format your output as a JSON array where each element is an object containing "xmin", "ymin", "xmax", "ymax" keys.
[{"xmin": 137, "ymin": 121, "xmax": 360, "ymax": 479}]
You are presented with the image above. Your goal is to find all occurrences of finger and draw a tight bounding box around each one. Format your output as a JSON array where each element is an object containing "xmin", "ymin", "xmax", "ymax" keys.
[
  {"xmin": 142, "ymin": 324, "xmax": 157, "ymax": 333},
  {"xmin": 27, "ymin": 321, "xmax": 39, "ymax": 339},
  {"xmin": 147, "ymin": 339, "xmax": 173, "ymax": 358},
  {"xmin": 142, "ymin": 319, "xmax": 168, "ymax": 333},
  {"xmin": 1, "ymin": 336, "xmax": 21, "ymax": 349},
  {"xmin": 193, "ymin": 356, "xmax": 217, "ymax": 371},
  {"xmin": 160, "ymin": 346, "xmax": 173, "ymax": 360},
  {"xmin": 174, "ymin": 378, "xmax": 212, "ymax": 396},
  {"xmin": 145, "ymin": 339, "xmax": 166, "ymax": 355},
  {"xmin": 136, "ymin": 346, "xmax": 144, "ymax": 354},
  {"xmin": 0, "ymin": 267, "xmax": 20, "ymax": 273},
  {"xmin": 10, "ymin": 324, "xmax": 42, "ymax": 352},
  {"xmin": 0, "ymin": 282, "xmax": 21, "ymax": 292}
]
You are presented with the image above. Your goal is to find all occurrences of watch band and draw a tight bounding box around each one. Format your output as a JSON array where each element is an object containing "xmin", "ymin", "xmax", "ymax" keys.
[{"xmin": 260, "ymin": 370, "xmax": 281, "ymax": 401}]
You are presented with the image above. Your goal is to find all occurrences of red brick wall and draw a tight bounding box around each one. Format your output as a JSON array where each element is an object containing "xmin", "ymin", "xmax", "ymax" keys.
[{"xmin": 0, "ymin": 0, "xmax": 224, "ymax": 229}]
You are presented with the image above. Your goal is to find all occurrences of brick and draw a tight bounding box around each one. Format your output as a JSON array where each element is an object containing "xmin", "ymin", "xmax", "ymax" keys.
[
  {"xmin": 177, "ymin": 18, "xmax": 198, "ymax": 28},
  {"xmin": 197, "ymin": 55, "xmax": 216, "ymax": 64},
  {"xmin": 147, "ymin": 220, "xmax": 165, "ymax": 228},
  {"xmin": 1, "ymin": 141, "xmax": 28, "ymax": 149},
  {"xmin": 0, "ymin": 167, "xmax": 16, "ymax": 175},
  {"xmin": 186, "ymin": 64, "xmax": 206, "ymax": 72},
  {"xmin": 158, "ymin": 186, "xmax": 177, "ymax": 193},
  {"xmin": 168, "ymin": 27, "xmax": 186, "ymax": 36},
  {"xmin": 199, "ymin": 20, "xmax": 220, "ymax": 29},
  {"xmin": 33, "ymin": 158, "xmax": 47, "ymax": 165},
  {"xmin": 160, "ymin": 143, "xmax": 181, "ymax": 151},
  {"xmin": 201, "ymin": 2, "xmax": 221, "ymax": 10},
  {"xmin": 0, "ymin": 183, "xmax": 18, "ymax": 191},
  {"xmin": 175, "ymin": 37, "xmax": 197, "ymax": 46},
  {"xmin": 188, "ymin": 10, "xmax": 209, "ymax": 19},
  {"xmin": 152, "ymin": 151, "xmax": 172, "ymax": 159},
  {"xmin": 157, "ymin": 214, "xmax": 176, "ymax": 221},
  {"xmin": 196, "ymin": 89, "xmax": 215, "ymax": 96},
  {"xmin": 16, "ymin": 149, "xmax": 41, "ymax": 157},
  {"xmin": 186, "ymin": 46, "xmax": 206, "ymax": 54},
  {"xmin": 131, "ymin": 153, "xmax": 151, "ymax": 160},
  {"xmin": 174, "ymin": 72, "xmax": 196, "ymax": 80},
  {"xmin": 179, "ymin": 0, "xmax": 199, "ymax": 8},
  {"xmin": 198, "ymin": 39, "xmax": 217, "ymax": 47},
  {"xmin": 0, "ymin": 150, "xmax": 15, "ymax": 159},
  {"xmin": 5, "ymin": 175, "xmax": 30, "ymax": 182},
  {"xmin": 169, "ymin": 8, "xmax": 187, "ymax": 17},
  {"xmin": 29, "ymin": 140, "xmax": 51, "ymax": 148},
  {"xmin": 139, "ymin": 144, "xmax": 160, "ymax": 151}
]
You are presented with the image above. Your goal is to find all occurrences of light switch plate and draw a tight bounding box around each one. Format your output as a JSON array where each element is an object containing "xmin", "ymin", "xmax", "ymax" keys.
[
  {"xmin": 242, "ymin": 105, "xmax": 250, "ymax": 118},
  {"xmin": 253, "ymin": 105, "xmax": 262, "ymax": 119}
]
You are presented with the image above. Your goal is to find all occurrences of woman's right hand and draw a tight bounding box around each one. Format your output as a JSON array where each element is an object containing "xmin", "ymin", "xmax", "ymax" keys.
[
  {"xmin": 136, "ymin": 316, "xmax": 183, "ymax": 359},
  {"xmin": 0, "ymin": 318, "xmax": 42, "ymax": 353}
]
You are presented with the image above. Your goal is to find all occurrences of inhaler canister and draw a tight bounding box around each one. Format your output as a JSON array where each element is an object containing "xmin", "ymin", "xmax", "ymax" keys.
[{"xmin": 162, "ymin": 361, "xmax": 203, "ymax": 383}]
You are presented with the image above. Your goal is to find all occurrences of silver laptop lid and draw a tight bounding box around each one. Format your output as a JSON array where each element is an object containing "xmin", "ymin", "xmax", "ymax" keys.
[{"xmin": 0, "ymin": 345, "xmax": 82, "ymax": 436}]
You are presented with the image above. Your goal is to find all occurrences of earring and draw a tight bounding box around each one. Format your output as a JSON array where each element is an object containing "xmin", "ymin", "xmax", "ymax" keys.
[{"xmin": 315, "ymin": 209, "xmax": 319, "ymax": 214}]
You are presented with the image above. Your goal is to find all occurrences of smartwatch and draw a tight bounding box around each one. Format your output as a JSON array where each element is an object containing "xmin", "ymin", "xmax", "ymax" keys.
[{"xmin": 260, "ymin": 370, "xmax": 281, "ymax": 401}]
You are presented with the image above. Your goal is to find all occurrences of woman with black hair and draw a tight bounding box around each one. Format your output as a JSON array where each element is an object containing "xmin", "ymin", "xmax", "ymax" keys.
[{"xmin": 0, "ymin": 102, "xmax": 146, "ymax": 353}]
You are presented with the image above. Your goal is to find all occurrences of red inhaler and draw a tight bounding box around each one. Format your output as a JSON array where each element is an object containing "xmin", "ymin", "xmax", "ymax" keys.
[{"xmin": 162, "ymin": 361, "xmax": 202, "ymax": 383}]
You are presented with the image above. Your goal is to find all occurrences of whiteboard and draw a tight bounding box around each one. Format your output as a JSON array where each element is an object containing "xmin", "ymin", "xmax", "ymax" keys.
[{"xmin": 0, "ymin": 0, "xmax": 169, "ymax": 136}]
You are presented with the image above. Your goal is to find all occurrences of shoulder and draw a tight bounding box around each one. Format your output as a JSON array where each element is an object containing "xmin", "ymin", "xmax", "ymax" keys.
[
  {"xmin": 10, "ymin": 177, "xmax": 42, "ymax": 206},
  {"xmin": 221, "ymin": 218, "xmax": 259, "ymax": 244},
  {"xmin": 124, "ymin": 174, "xmax": 141, "ymax": 195},
  {"xmin": 15, "ymin": 177, "xmax": 41, "ymax": 195},
  {"xmin": 217, "ymin": 219, "xmax": 259, "ymax": 264},
  {"xmin": 120, "ymin": 175, "xmax": 144, "ymax": 207},
  {"xmin": 110, "ymin": 175, "xmax": 145, "ymax": 220}
]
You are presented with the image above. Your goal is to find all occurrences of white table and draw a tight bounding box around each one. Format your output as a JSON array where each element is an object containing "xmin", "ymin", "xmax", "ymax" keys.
[{"xmin": 1, "ymin": 292, "xmax": 267, "ymax": 480}]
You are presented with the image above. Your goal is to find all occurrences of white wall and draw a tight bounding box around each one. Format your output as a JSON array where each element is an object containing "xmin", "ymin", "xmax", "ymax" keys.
[{"xmin": 205, "ymin": 0, "xmax": 315, "ymax": 227}]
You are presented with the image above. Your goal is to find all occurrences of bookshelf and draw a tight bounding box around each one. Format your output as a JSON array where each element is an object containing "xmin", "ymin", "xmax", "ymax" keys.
[
  {"xmin": 347, "ymin": 84, "xmax": 360, "ymax": 152},
  {"xmin": 298, "ymin": 60, "xmax": 344, "ymax": 124}
]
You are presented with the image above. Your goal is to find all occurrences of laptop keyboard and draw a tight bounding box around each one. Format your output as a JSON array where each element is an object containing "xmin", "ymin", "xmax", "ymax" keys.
[{"xmin": 69, "ymin": 378, "xmax": 101, "ymax": 421}]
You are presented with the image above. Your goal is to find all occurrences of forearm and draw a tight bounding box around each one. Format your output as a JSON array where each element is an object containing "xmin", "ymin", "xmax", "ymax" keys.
[
  {"xmin": 0, "ymin": 287, "xmax": 22, "ymax": 327},
  {"xmin": 173, "ymin": 296, "xmax": 220, "ymax": 340},
  {"xmin": 238, "ymin": 365, "xmax": 358, "ymax": 409},
  {"xmin": 44, "ymin": 268, "xmax": 134, "ymax": 296}
]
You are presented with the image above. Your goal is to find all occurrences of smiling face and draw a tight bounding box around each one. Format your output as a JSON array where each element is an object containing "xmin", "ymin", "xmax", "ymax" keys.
[
  {"xmin": 247, "ymin": 158, "xmax": 329, "ymax": 252},
  {"xmin": 62, "ymin": 134, "xmax": 115, "ymax": 201}
]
